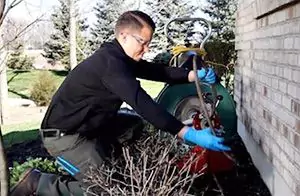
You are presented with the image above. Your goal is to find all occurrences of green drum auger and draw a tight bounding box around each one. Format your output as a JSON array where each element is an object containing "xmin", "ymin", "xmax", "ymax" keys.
[
  {"xmin": 155, "ymin": 17, "xmax": 237, "ymax": 139},
  {"xmin": 155, "ymin": 82, "xmax": 237, "ymax": 139}
]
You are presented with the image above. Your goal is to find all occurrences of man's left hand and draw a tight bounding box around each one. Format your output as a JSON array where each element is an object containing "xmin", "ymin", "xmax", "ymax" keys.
[{"xmin": 197, "ymin": 68, "xmax": 216, "ymax": 84}]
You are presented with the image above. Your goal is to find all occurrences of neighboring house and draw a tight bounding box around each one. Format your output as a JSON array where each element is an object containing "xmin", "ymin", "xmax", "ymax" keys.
[{"xmin": 235, "ymin": 1, "xmax": 300, "ymax": 196}]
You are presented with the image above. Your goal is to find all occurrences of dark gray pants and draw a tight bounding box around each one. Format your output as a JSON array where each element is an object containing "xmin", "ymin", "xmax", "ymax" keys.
[{"xmin": 37, "ymin": 110, "xmax": 145, "ymax": 196}]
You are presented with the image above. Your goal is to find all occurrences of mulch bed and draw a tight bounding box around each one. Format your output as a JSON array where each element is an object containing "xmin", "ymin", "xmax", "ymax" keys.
[
  {"xmin": 5, "ymin": 134, "xmax": 272, "ymax": 196},
  {"xmin": 6, "ymin": 137, "xmax": 53, "ymax": 167}
]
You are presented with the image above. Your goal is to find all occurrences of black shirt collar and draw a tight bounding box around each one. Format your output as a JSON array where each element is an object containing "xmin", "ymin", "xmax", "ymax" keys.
[{"xmin": 109, "ymin": 38, "xmax": 137, "ymax": 63}]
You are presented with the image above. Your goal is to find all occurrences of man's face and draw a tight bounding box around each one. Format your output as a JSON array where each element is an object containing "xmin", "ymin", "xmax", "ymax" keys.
[{"xmin": 121, "ymin": 26, "xmax": 153, "ymax": 61}]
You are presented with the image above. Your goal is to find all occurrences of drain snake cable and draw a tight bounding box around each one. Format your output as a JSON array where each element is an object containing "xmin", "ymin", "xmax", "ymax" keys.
[{"xmin": 170, "ymin": 45, "xmax": 236, "ymax": 162}]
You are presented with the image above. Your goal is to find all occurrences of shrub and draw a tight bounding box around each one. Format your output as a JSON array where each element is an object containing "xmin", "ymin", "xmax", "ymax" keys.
[
  {"xmin": 85, "ymin": 131, "xmax": 203, "ymax": 195},
  {"xmin": 10, "ymin": 157, "xmax": 62, "ymax": 187},
  {"xmin": 30, "ymin": 72, "xmax": 57, "ymax": 106},
  {"xmin": 7, "ymin": 45, "xmax": 34, "ymax": 70}
]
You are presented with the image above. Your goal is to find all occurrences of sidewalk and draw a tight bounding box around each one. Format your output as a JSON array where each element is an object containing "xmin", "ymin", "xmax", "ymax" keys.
[
  {"xmin": 2, "ymin": 105, "xmax": 47, "ymax": 125},
  {"xmin": 3, "ymin": 102, "xmax": 131, "ymax": 126}
]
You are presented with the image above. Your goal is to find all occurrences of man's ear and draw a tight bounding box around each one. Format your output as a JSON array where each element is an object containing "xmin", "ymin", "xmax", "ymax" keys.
[{"xmin": 119, "ymin": 32, "xmax": 127, "ymax": 43}]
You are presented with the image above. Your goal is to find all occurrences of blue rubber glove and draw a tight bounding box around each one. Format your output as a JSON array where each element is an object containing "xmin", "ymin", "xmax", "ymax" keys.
[
  {"xmin": 183, "ymin": 127, "xmax": 231, "ymax": 151},
  {"xmin": 197, "ymin": 68, "xmax": 216, "ymax": 84}
]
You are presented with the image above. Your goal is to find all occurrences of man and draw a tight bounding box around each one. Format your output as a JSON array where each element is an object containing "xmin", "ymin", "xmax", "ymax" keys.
[{"xmin": 10, "ymin": 10, "xmax": 230, "ymax": 196}]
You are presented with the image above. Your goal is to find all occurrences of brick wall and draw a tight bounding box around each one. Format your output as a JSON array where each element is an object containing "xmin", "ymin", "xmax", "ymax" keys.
[{"xmin": 235, "ymin": 0, "xmax": 300, "ymax": 195}]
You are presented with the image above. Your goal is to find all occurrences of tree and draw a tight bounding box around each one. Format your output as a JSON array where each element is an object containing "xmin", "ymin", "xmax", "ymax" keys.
[
  {"xmin": 142, "ymin": 0, "xmax": 196, "ymax": 54},
  {"xmin": 0, "ymin": 0, "xmax": 44, "ymax": 194},
  {"xmin": 0, "ymin": 0, "xmax": 11, "ymax": 194},
  {"xmin": 69, "ymin": 0, "xmax": 77, "ymax": 69},
  {"xmin": 201, "ymin": 0, "xmax": 237, "ymax": 94},
  {"xmin": 43, "ymin": 0, "xmax": 88, "ymax": 69},
  {"xmin": 1, "ymin": 17, "xmax": 54, "ymax": 50},
  {"xmin": 1, "ymin": 17, "xmax": 27, "ymax": 50},
  {"xmin": 89, "ymin": 0, "xmax": 130, "ymax": 52},
  {"xmin": 6, "ymin": 44, "xmax": 34, "ymax": 70}
]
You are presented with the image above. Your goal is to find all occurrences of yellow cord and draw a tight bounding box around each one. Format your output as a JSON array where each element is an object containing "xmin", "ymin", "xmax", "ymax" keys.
[
  {"xmin": 169, "ymin": 45, "xmax": 232, "ymax": 70},
  {"xmin": 171, "ymin": 45, "xmax": 207, "ymax": 57},
  {"xmin": 205, "ymin": 61, "xmax": 228, "ymax": 69}
]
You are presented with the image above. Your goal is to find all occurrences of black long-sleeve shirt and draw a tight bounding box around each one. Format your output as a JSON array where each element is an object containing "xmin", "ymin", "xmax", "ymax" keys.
[{"xmin": 41, "ymin": 39, "xmax": 190, "ymax": 137}]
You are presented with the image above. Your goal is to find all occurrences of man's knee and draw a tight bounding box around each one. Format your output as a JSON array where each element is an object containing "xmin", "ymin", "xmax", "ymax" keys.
[{"xmin": 116, "ymin": 109, "xmax": 145, "ymax": 143}]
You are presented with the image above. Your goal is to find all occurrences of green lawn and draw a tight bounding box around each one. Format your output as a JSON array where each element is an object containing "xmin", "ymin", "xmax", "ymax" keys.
[
  {"xmin": 7, "ymin": 69, "xmax": 165, "ymax": 99},
  {"xmin": 7, "ymin": 69, "xmax": 66, "ymax": 99},
  {"xmin": 3, "ymin": 69, "xmax": 165, "ymax": 145},
  {"xmin": 2, "ymin": 121, "xmax": 41, "ymax": 135}
]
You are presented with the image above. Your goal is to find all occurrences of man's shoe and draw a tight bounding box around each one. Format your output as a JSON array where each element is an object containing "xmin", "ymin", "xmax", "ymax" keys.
[{"xmin": 10, "ymin": 168, "xmax": 41, "ymax": 196}]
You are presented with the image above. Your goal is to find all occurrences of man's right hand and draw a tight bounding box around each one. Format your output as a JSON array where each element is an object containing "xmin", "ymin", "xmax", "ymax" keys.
[{"xmin": 178, "ymin": 126, "xmax": 231, "ymax": 151}]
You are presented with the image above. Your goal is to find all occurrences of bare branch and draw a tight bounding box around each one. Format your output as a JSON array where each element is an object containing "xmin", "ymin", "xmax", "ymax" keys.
[
  {"xmin": 0, "ymin": 51, "xmax": 8, "ymax": 72},
  {"xmin": 9, "ymin": 0, "xmax": 23, "ymax": 8},
  {"xmin": 213, "ymin": 174, "xmax": 225, "ymax": 196},
  {"xmin": 0, "ymin": 0, "xmax": 5, "ymax": 25},
  {"xmin": 84, "ymin": 132, "xmax": 204, "ymax": 195},
  {"xmin": 0, "ymin": 14, "xmax": 44, "ymax": 51},
  {"xmin": 0, "ymin": 0, "xmax": 23, "ymax": 26},
  {"xmin": 57, "ymin": 36, "xmax": 88, "ymax": 58},
  {"xmin": 76, "ymin": 44, "xmax": 87, "ymax": 58}
]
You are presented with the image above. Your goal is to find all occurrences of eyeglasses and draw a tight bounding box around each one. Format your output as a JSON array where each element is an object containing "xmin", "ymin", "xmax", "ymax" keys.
[{"xmin": 130, "ymin": 34, "xmax": 151, "ymax": 47}]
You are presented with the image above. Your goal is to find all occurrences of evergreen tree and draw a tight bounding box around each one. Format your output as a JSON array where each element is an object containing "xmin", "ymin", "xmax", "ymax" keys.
[
  {"xmin": 142, "ymin": 0, "xmax": 196, "ymax": 54},
  {"xmin": 7, "ymin": 44, "xmax": 34, "ymax": 70},
  {"xmin": 89, "ymin": 0, "xmax": 129, "ymax": 51},
  {"xmin": 202, "ymin": 0, "xmax": 237, "ymax": 94},
  {"xmin": 201, "ymin": 0, "xmax": 237, "ymax": 64},
  {"xmin": 43, "ymin": 0, "xmax": 88, "ymax": 69},
  {"xmin": 203, "ymin": 0, "xmax": 236, "ymax": 41}
]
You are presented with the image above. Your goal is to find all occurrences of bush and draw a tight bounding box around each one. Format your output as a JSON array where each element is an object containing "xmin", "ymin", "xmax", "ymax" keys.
[
  {"xmin": 7, "ymin": 45, "xmax": 34, "ymax": 70},
  {"xmin": 30, "ymin": 72, "xmax": 57, "ymax": 106},
  {"xmin": 10, "ymin": 157, "xmax": 61, "ymax": 187},
  {"xmin": 85, "ymin": 132, "xmax": 203, "ymax": 195}
]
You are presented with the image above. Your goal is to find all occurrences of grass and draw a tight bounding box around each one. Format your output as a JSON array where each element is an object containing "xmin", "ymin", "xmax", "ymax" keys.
[
  {"xmin": 3, "ymin": 129, "xmax": 39, "ymax": 148},
  {"xmin": 2, "ymin": 121, "xmax": 41, "ymax": 135},
  {"xmin": 3, "ymin": 69, "xmax": 165, "ymax": 146},
  {"xmin": 7, "ymin": 69, "xmax": 164, "ymax": 99},
  {"xmin": 139, "ymin": 79, "xmax": 165, "ymax": 98},
  {"xmin": 7, "ymin": 69, "xmax": 67, "ymax": 99},
  {"xmin": 1, "ymin": 121, "xmax": 41, "ymax": 147}
]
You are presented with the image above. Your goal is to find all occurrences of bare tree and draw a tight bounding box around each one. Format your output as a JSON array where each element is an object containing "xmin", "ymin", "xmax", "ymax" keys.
[
  {"xmin": 69, "ymin": 0, "xmax": 77, "ymax": 69},
  {"xmin": 0, "ymin": 4, "xmax": 9, "ymax": 196},
  {"xmin": 0, "ymin": 0, "xmax": 44, "ymax": 195},
  {"xmin": 1, "ymin": 17, "xmax": 51, "ymax": 50},
  {"xmin": 0, "ymin": 0, "xmax": 43, "ymax": 125}
]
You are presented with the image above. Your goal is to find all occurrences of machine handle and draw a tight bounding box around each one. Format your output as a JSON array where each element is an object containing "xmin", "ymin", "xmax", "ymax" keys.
[{"xmin": 164, "ymin": 17, "xmax": 212, "ymax": 49}]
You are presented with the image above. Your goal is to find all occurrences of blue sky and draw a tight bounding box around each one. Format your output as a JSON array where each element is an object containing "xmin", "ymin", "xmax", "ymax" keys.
[{"xmin": 7, "ymin": 0, "xmax": 208, "ymax": 25}]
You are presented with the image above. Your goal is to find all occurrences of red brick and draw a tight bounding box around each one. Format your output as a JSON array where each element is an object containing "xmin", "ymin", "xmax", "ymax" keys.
[
  {"xmin": 263, "ymin": 110, "xmax": 267, "ymax": 119},
  {"xmin": 296, "ymin": 119, "xmax": 300, "ymax": 134},
  {"xmin": 282, "ymin": 125, "xmax": 289, "ymax": 139},
  {"xmin": 294, "ymin": 134, "xmax": 300, "ymax": 150},
  {"xmin": 291, "ymin": 99, "xmax": 300, "ymax": 117},
  {"xmin": 267, "ymin": 113, "xmax": 272, "ymax": 124},
  {"xmin": 276, "ymin": 119, "xmax": 281, "ymax": 130},
  {"xmin": 288, "ymin": 7, "xmax": 294, "ymax": 19},
  {"xmin": 263, "ymin": 86, "xmax": 268, "ymax": 96}
]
